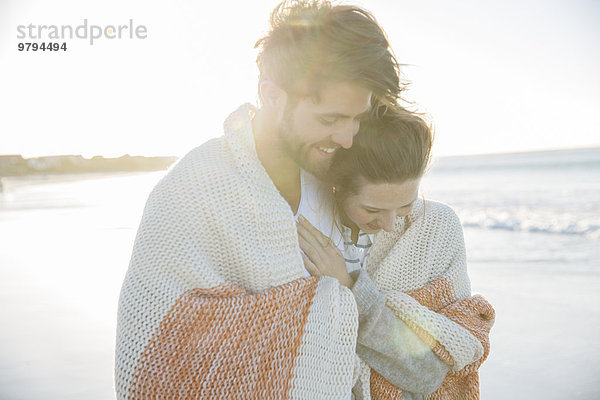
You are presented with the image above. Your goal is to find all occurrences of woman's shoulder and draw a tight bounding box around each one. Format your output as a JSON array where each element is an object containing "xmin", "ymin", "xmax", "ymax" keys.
[
  {"xmin": 408, "ymin": 198, "xmax": 462, "ymax": 233},
  {"xmin": 423, "ymin": 199, "xmax": 459, "ymax": 218}
]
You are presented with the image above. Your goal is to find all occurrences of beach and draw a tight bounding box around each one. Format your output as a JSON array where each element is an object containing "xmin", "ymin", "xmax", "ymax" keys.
[
  {"xmin": 467, "ymin": 232, "xmax": 600, "ymax": 398},
  {"xmin": 0, "ymin": 172, "xmax": 156, "ymax": 400},
  {"xmin": 1, "ymin": 148, "xmax": 599, "ymax": 399}
]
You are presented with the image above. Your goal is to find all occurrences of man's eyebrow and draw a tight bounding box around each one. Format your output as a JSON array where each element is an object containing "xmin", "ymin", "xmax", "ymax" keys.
[
  {"xmin": 317, "ymin": 112, "xmax": 352, "ymax": 119},
  {"xmin": 318, "ymin": 107, "xmax": 372, "ymax": 120}
]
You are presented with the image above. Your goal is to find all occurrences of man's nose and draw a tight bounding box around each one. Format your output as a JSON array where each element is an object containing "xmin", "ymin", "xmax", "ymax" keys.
[{"xmin": 331, "ymin": 120, "xmax": 359, "ymax": 149}]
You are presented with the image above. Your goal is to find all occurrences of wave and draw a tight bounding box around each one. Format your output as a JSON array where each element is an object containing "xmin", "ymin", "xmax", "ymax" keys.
[
  {"xmin": 457, "ymin": 209, "xmax": 600, "ymax": 239},
  {"xmin": 431, "ymin": 147, "xmax": 600, "ymax": 173}
]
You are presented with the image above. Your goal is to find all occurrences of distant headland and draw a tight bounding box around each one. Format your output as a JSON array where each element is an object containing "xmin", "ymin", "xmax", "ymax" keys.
[{"xmin": 0, "ymin": 154, "xmax": 178, "ymax": 177}]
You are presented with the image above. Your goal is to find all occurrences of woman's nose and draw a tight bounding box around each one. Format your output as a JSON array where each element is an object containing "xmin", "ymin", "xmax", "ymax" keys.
[{"xmin": 380, "ymin": 213, "xmax": 396, "ymax": 232}]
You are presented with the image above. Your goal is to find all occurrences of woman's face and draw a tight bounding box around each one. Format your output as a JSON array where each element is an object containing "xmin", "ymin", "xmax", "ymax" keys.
[{"xmin": 342, "ymin": 178, "xmax": 421, "ymax": 234}]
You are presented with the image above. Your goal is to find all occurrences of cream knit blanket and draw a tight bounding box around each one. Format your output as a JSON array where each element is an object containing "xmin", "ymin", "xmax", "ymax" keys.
[
  {"xmin": 115, "ymin": 104, "xmax": 493, "ymax": 400},
  {"xmin": 114, "ymin": 104, "xmax": 359, "ymax": 399},
  {"xmin": 370, "ymin": 199, "xmax": 484, "ymax": 371},
  {"xmin": 355, "ymin": 199, "xmax": 495, "ymax": 399}
]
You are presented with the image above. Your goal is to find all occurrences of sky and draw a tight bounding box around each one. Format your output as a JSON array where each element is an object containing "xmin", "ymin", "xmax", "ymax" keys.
[{"xmin": 1, "ymin": 0, "xmax": 599, "ymax": 158}]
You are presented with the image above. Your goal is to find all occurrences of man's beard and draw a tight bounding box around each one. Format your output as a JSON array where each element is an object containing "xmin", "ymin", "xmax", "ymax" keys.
[{"xmin": 278, "ymin": 110, "xmax": 332, "ymax": 180}]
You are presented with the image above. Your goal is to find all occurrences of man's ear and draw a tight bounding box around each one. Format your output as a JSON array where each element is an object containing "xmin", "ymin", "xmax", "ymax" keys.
[{"xmin": 259, "ymin": 80, "xmax": 288, "ymax": 110}]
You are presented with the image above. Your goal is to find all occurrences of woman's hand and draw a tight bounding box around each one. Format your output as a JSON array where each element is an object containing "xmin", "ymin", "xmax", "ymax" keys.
[{"xmin": 297, "ymin": 215, "xmax": 354, "ymax": 289}]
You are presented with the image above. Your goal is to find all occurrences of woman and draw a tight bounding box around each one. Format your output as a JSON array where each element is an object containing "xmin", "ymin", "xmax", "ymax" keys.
[{"xmin": 297, "ymin": 106, "xmax": 494, "ymax": 400}]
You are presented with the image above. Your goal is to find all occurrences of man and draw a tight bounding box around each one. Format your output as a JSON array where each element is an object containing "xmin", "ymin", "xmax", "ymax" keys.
[{"xmin": 115, "ymin": 1, "xmax": 401, "ymax": 399}]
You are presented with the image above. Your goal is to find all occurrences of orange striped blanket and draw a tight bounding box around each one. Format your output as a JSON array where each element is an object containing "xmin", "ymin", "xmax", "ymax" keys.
[
  {"xmin": 370, "ymin": 278, "xmax": 495, "ymax": 400},
  {"xmin": 128, "ymin": 278, "xmax": 321, "ymax": 399},
  {"xmin": 115, "ymin": 104, "xmax": 361, "ymax": 399},
  {"xmin": 115, "ymin": 105, "xmax": 493, "ymax": 399},
  {"xmin": 124, "ymin": 275, "xmax": 492, "ymax": 399},
  {"xmin": 118, "ymin": 276, "xmax": 359, "ymax": 399}
]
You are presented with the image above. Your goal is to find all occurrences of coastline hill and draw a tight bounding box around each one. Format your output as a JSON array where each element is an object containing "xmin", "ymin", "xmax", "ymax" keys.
[{"xmin": 0, "ymin": 154, "xmax": 178, "ymax": 177}]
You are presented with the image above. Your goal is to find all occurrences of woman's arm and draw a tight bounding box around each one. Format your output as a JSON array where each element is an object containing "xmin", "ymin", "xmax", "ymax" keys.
[
  {"xmin": 351, "ymin": 269, "xmax": 451, "ymax": 394},
  {"xmin": 297, "ymin": 216, "xmax": 451, "ymax": 394}
]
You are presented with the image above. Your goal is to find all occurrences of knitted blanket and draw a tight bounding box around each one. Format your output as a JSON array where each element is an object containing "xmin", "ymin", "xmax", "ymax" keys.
[
  {"xmin": 369, "ymin": 280, "xmax": 495, "ymax": 399},
  {"xmin": 355, "ymin": 199, "xmax": 495, "ymax": 399},
  {"xmin": 114, "ymin": 104, "xmax": 359, "ymax": 399},
  {"xmin": 115, "ymin": 104, "xmax": 493, "ymax": 399}
]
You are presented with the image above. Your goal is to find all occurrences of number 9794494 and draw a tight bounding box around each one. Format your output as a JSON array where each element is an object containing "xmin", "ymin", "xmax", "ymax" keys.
[{"xmin": 18, "ymin": 42, "xmax": 67, "ymax": 51}]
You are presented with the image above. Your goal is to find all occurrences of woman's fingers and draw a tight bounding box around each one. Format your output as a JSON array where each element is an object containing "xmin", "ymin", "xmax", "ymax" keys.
[
  {"xmin": 296, "ymin": 217, "xmax": 353, "ymax": 288},
  {"xmin": 296, "ymin": 220, "xmax": 322, "ymax": 251},
  {"xmin": 298, "ymin": 215, "xmax": 330, "ymax": 247},
  {"xmin": 301, "ymin": 253, "xmax": 320, "ymax": 276},
  {"xmin": 297, "ymin": 228, "xmax": 324, "ymax": 268}
]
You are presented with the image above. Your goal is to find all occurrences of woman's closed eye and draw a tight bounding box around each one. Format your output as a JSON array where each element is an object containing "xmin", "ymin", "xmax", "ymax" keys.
[{"xmin": 364, "ymin": 206, "xmax": 411, "ymax": 215}]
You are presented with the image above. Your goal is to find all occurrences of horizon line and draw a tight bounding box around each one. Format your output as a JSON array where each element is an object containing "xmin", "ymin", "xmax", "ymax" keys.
[
  {"xmin": 435, "ymin": 145, "xmax": 600, "ymax": 159},
  {"xmin": 2, "ymin": 144, "xmax": 599, "ymax": 160}
]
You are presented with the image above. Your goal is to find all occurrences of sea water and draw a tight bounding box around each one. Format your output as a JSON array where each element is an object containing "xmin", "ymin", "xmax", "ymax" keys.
[
  {"xmin": 0, "ymin": 148, "xmax": 599, "ymax": 399},
  {"xmin": 421, "ymin": 148, "xmax": 600, "ymax": 398},
  {"xmin": 423, "ymin": 147, "xmax": 600, "ymax": 266}
]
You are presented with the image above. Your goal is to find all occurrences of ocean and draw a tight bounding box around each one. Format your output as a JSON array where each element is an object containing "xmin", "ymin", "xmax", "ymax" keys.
[
  {"xmin": 423, "ymin": 147, "xmax": 600, "ymax": 398},
  {"xmin": 423, "ymin": 147, "xmax": 600, "ymax": 266},
  {"xmin": 0, "ymin": 147, "xmax": 599, "ymax": 399}
]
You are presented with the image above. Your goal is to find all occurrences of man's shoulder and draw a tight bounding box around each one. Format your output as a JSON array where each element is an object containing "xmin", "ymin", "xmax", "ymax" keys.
[
  {"xmin": 179, "ymin": 136, "xmax": 232, "ymax": 167},
  {"xmin": 149, "ymin": 137, "xmax": 240, "ymax": 201},
  {"xmin": 166, "ymin": 103, "xmax": 256, "ymax": 181},
  {"xmin": 168, "ymin": 137, "xmax": 237, "ymax": 180}
]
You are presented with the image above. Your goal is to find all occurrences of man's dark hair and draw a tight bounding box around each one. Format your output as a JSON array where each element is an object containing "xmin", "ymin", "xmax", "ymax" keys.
[{"xmin": 255, "ymin": 0, "xmax": 402, "ymax": 105}]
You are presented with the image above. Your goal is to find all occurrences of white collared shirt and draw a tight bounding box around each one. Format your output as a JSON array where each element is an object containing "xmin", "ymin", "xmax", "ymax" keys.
[{"xmin": 296, "ymin": 170, "xmax": 374, "ymax": 275}]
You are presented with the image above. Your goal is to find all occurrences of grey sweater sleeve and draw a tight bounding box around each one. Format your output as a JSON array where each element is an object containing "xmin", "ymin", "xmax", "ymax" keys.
[{"xmin": 351, "ymin": 269, "xmax": 450, "ymax": 395}]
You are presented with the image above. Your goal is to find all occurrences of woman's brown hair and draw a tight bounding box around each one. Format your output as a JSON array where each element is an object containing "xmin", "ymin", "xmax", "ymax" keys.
[{"xmin": 329, "ymin": 105, "xmax": 434, "ymax": 206}]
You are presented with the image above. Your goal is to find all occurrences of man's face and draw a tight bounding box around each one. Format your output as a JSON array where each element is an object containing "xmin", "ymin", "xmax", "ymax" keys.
[{"xmin": 278, "ymin": 81, "xmax": 372, "ymax": 179}]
